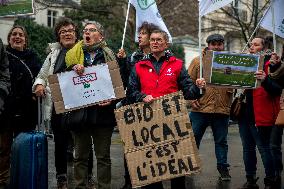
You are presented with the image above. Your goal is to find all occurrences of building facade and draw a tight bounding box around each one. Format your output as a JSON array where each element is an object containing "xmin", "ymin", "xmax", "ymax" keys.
[
  {"xmin": 179, "ymin": 0, "xmax": 283, "ymax": 67},
  {"xmin": 0, "ymin": 0, "xmax": 80, "ymax": 44}
]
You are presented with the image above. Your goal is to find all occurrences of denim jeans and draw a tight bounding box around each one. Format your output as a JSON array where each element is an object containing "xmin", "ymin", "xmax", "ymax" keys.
[
  {"xmin": 189, "ymin": 112, "xmax": 230, "ymax": 168},
  {"xmin": 73, "ymin": 126, "xmax": 114, "ymax": 189},
  {"xmin": 238, "ymin": 118, "xmax": 275, "ymax": 177},
  {"xmin": 270, "ymin": 126, "xmax": 283, "ymax": 175}
]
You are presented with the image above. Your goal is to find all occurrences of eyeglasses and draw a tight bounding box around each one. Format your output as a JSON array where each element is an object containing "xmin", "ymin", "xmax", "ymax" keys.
[
  {"xmin": 149, "ymin": 38, "xmax": 164, "ymax": 43},
  {"xmin": 59, "ymin": 29, "xmax": 75, "ymax": 35},
  {"xmin": 82, "ymin": 28, "xmax": 98, "ymax": 33}
]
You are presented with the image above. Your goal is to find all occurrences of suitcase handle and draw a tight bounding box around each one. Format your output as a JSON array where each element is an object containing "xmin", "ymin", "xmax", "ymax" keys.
[{"xmin": 37, "ymin": 97, "xmax": 43, "ymax": 132}]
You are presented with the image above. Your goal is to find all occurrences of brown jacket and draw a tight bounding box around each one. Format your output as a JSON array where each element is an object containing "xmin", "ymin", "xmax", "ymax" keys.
[
  {"xmin": 188, "ymin": 52, "xmax": 233, "ymax": 115},
  {"xmin": 280, "ymin": 90, "xmax": 284, "ymax": 110}
]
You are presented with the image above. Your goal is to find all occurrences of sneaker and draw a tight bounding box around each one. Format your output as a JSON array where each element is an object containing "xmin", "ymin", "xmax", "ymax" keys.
[
  {"xmin": 87, "ymin": 175, "xmax": 96, "ymax": 189},
  {"xmin": 264, "ymin": 177, "xmax": 277, "ymax": 189},
  {"xmin": 218, "ymin": 167, "xmax": 231, "ymax": 181},
  {"xmin": 275, "ymin": 176, "xmax": 281, "ymax": 188},
  {"xmin": 239, "ymin": 177, "xmax": 259, "ymax": 189},
  {"xmin": 57, "ymin": 175, "xmax": 68, "ymax": 189},
  {"xmin": 120, "ymin": 183, "xmax": 132, "ymax": 189},
  {"xmin": 240, "ymin": 182, "xmax": 259, "ymax": 189}
]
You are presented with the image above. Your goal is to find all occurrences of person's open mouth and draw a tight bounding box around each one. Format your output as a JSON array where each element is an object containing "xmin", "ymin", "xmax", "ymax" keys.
[{"xmin": 85, "ymin": 36, "xmax": 91, "ymax": 42}]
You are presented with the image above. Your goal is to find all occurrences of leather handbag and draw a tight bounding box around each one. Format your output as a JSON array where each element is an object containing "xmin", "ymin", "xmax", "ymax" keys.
[
  {"xmin": 230, "ymin": 93, "xmax": 245, "ymax": 121},
  {"xmin": 275, "ymin": 110, "xmax": 284, "ymax": 126},
  {"xmin": 61, "ymin": 108, "xmax": 86, "ymax": 131},
  {"xmin": 275, "ymin": 93, "xmax": 284, "ymax": 126}
]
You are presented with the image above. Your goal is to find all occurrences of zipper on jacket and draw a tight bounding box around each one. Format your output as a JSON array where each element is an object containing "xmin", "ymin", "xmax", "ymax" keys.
[{"xmin": 156, "ymin": 79, "xmax": 159, "ymax": 88}]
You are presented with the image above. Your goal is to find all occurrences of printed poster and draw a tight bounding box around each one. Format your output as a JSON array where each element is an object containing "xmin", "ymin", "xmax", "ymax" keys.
[
  {"xmin": 210, "ymin": 51, "xmax": 261, "ymax": 88},
  {"xmin": 0, "ymin": 0, "xmax": 34, "ymax": 17},
  {"xmin": 57, "ymin": 64, "xmax": 116, "ymax": 110}
]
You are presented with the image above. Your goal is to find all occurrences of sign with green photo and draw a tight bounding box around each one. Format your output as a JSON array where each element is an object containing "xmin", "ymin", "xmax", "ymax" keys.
[
  {"xmin": 0, "ymin": 0, "xmax": 34, "ymax": 17},
  {"xmin": 209, "ymin": 51, "xmax": 262, "ymax": 88}
]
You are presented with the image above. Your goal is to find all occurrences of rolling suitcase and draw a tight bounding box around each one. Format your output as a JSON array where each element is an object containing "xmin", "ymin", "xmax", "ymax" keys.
[{"xmin": 10, "ymin": 98, "xmax": 48, "ymax": 189}]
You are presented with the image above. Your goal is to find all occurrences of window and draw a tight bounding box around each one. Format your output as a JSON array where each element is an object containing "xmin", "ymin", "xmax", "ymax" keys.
[
  {"xmin": 238, "ymin": 9, "xmax": 248, "ymax": 23},
  {"xmin": 233, "ymin": 0, "xmax": 239, "ymax": 8},
  {"xmin": 47, "ymin": 10, "xmax": 58, "ymax": 28}
]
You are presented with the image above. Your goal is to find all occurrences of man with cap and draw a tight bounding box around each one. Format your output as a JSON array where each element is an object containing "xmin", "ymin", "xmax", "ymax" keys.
[{"xmin": 187, "ymin": 33, "xmax": 233, "ymax": 181}]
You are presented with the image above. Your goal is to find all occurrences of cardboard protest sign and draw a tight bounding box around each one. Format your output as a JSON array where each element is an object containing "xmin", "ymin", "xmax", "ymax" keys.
[
  {"xmin": 115, "ymin": 92, "xmax": 201, "ymax": 187},
  {"xmin": 203, "ymin": 51, "xmax": 264, "ymax": 88},
  {"xmin": 48, "ymin": 61, "xmax": 125, "ymax": 114},
  {"xmin": 0, "ymin": 0, "xmax": 34, "ymax": 17}
]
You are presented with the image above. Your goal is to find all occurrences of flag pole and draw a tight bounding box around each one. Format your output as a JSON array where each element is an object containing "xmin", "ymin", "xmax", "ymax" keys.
[
  {"xmin": 198, "ymin": 14, "xmax": 203, "ymax": 94},
  {"xmin": 121, "ymin": 0, "xmax": 131, "ymax": 49},
  {"xmin": 241, "ymin": 6, "xmax": 270, "ymax": 53},
  {"xmin": 271, "ymin": 0, "xmax": 277, "ymax": 52}
]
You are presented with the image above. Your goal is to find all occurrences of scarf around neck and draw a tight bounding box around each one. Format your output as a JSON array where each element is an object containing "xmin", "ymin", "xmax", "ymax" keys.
[{"xmin": 65, "ymin": 40, "xmax": 116, "ymax": 68}]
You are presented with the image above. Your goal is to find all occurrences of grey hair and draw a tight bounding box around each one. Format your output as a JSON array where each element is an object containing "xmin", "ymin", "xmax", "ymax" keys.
[
  {"xmin": 151, "ymin": 29, "xmax": 169, "ymax": 43},
  {"xmin": 83, "ymin": 20, "xmax": 104, "ymax": 36}
]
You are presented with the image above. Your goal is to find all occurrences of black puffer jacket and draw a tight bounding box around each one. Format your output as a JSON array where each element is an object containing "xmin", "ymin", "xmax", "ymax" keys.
[
  {"xmin": 0, "ymin": 39, "xmax": 10, "ymax": 117},
  {"xmin": 117, "ymin": 49, "xmax": 146, "ymax": 105},
  {"xmin": 118, "ymin": 49, "xmax": 145, "ymax": 88},
  {"xmin": 3, "ymin": 46, "xmax": 41, "ymax": 132}
]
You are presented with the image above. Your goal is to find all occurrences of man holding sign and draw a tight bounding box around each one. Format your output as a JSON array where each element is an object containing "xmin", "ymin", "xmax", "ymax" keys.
[
  {"xmin": 117, "ymin": 21, "xmax": 160, "ymax": 189},
  {"xmin": 188, "ymin": 34, "xmax": 233, "ymax": 181},
  {"xmin": 127, "ymin": 29, "xmax": 206, "ymax": 189}
]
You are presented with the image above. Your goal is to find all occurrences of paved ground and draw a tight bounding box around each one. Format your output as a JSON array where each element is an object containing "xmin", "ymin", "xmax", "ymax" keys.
[{"xmin": 47, "ymin": 126, "xmax": 284, "ymax": 189}]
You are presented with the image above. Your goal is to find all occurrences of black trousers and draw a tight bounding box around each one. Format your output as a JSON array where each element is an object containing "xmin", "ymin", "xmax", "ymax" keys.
[
  {"xmin": 51, "ymin": 113, "xmax": 70, "ymax": 176},
  {"xmin": 51, "ymin": 113, "xmax": 93, "ymax": 176}
]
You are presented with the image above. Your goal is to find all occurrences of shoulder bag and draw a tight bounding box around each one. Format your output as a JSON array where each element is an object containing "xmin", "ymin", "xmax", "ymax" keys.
[
  {"xmin": 61, "ymin": 108, "xmax": 87, "ymax": 131},
  {"xmin": 230, "ymin": 90, "xmax": 245, "ymax": 121}
]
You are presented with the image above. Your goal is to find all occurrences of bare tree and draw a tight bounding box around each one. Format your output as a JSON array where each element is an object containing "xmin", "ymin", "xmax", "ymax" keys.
[
  {"xmin": 156, "ymin": 0, "xmax": 199, "ymax": 38},
  {"xmin": 203, "ymin": 0, "xmax": 270, "ymax": 43}
]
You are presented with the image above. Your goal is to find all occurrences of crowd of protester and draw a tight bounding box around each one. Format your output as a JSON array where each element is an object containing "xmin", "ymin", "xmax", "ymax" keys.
[{"xmin": 0, "ymin": 17, "xmax": 283, "ymax": 189}]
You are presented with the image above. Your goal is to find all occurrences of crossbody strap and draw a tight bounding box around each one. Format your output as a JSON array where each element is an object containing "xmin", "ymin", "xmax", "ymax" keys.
[{"xmin": 6, "ymin": 51, "xmax": 34, "ymax": 81}]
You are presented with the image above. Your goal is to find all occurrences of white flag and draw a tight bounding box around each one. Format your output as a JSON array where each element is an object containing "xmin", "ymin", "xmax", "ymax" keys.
[
  {"xmin": 260, "ymin": 0, "xmax": 284, "ymax": 39},
  {"xmin": 129, "ymin": 0, "xmax": 172, "ymax": 42},
  {"xmin": 199, "ymin": 0, "xmax": 233, "ymax": 17}
]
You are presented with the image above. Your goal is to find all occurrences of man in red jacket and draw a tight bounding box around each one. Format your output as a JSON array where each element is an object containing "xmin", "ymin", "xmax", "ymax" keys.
[{"xmin": 127, "ymin": 29, "xmax": 206, "ymax": 189}]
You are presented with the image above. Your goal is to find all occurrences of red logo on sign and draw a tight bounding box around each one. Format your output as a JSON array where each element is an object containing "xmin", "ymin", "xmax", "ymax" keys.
[{"xmin": 73, "ymin": 73, "xmax": 97, "ymax": 85}]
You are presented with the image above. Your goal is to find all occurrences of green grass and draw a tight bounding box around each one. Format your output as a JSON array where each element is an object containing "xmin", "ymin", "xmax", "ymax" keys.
[
  {"xmin": 213, "ymin": 54, "xmax": 258, "ymax": 67},
  {"xmin": 0, "ymin": 1, "xmax": 33, "ymax": 16},
  {"xmin": 211, "ymin": 70, "xmax": 256, "ymax": 87}
]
